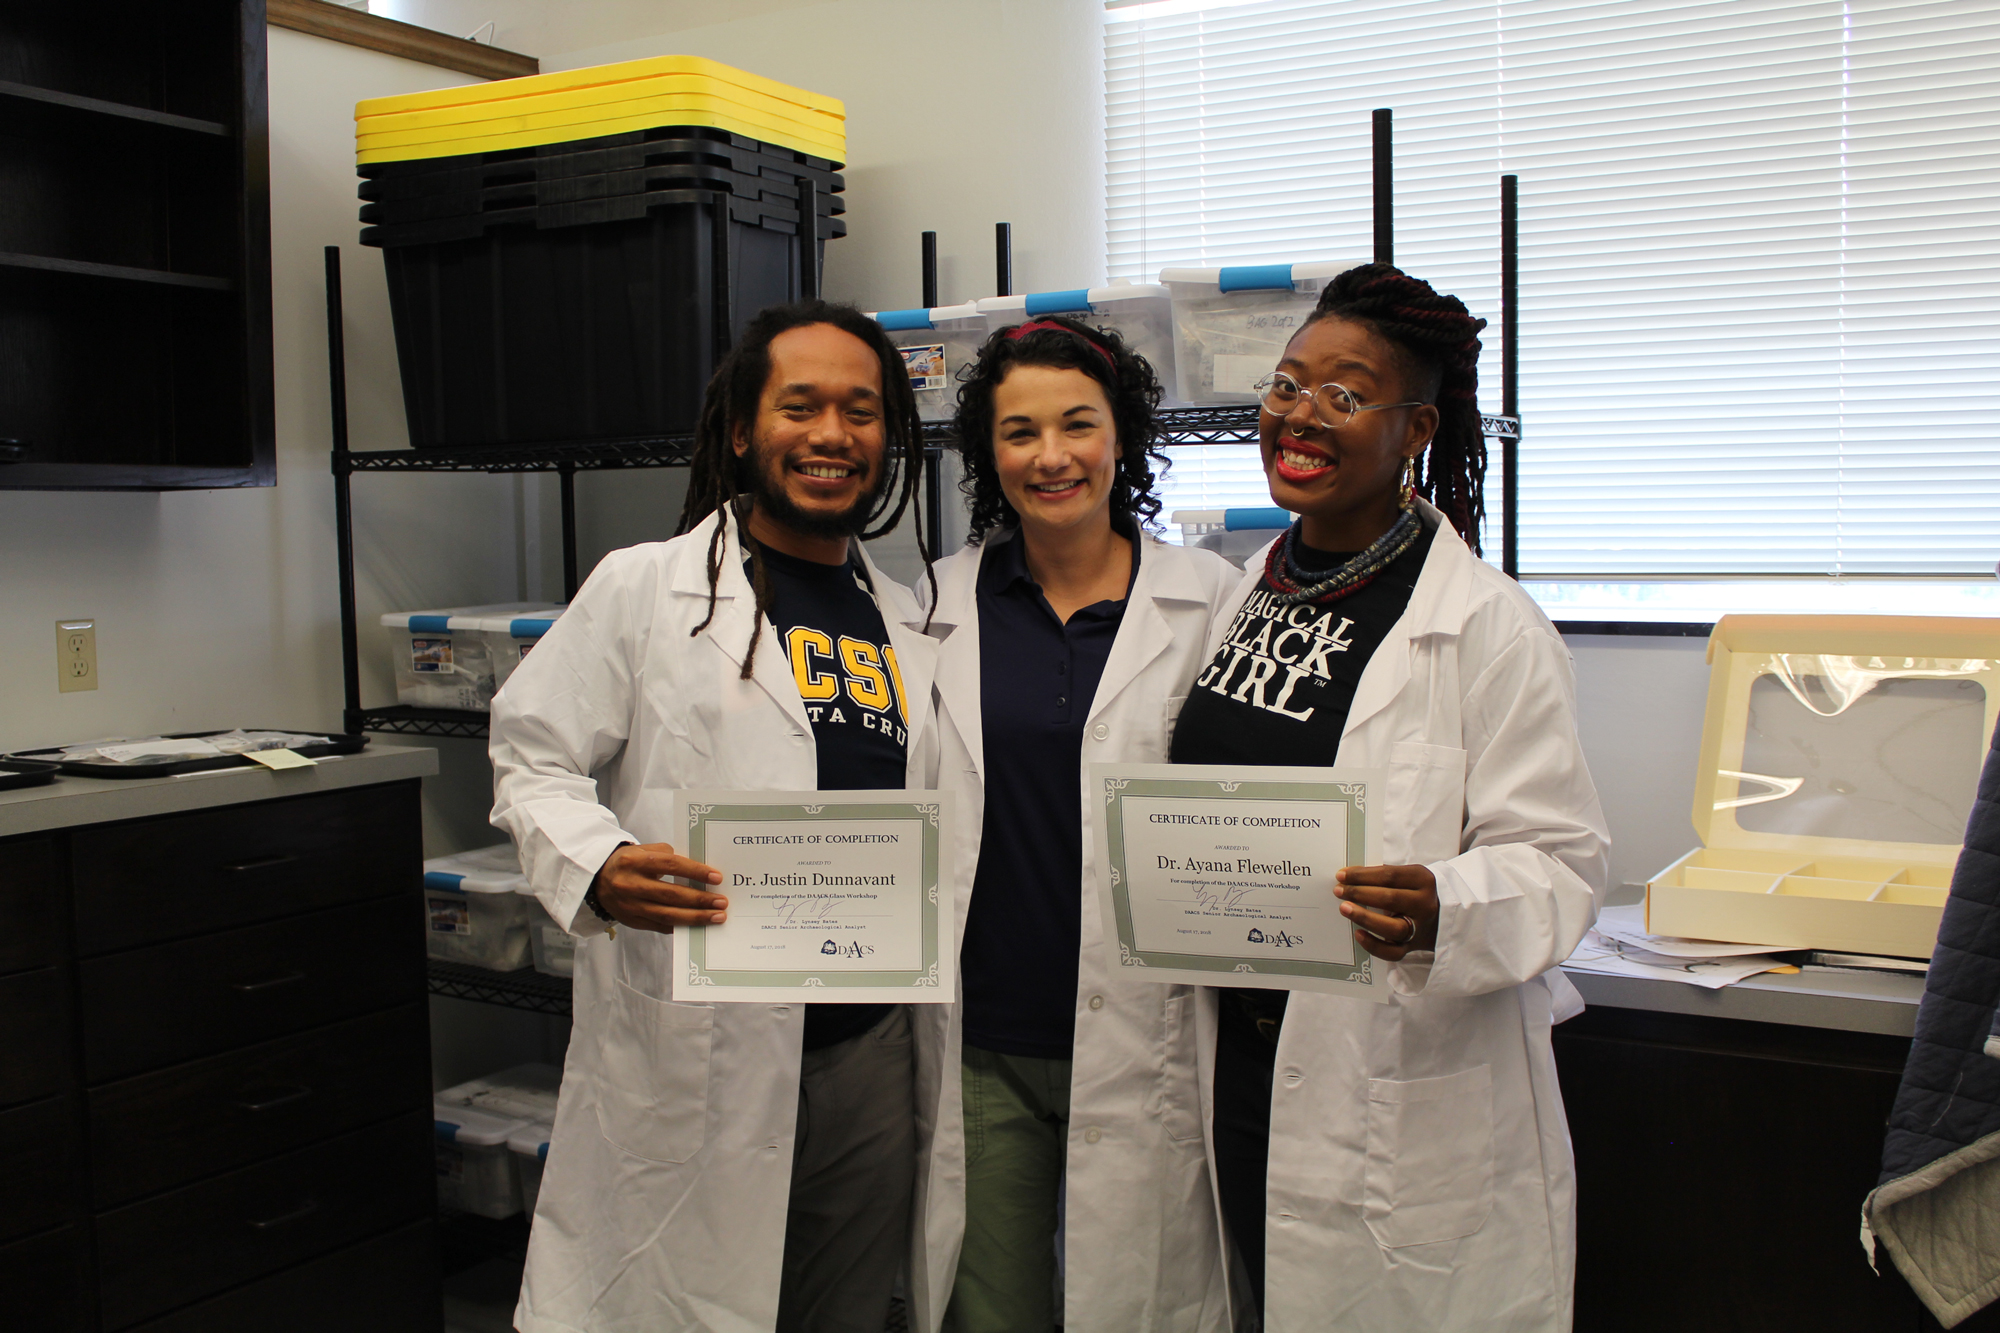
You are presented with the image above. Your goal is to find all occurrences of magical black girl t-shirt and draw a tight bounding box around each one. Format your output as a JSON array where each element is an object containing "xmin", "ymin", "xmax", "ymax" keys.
[{"xmin": 1168, "ymin": 517, "xmax": 1435, "ymax": 770}]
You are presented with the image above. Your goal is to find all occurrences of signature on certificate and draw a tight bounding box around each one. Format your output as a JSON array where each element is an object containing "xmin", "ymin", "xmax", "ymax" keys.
[{"xmin": 1188, "ymin": 880, "xmax": 1256, "ymax": 912}]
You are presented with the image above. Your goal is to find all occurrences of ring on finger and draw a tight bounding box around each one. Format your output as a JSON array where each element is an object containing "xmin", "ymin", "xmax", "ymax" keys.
[{"xmin": 1400, "ymin": 914, "xmax": 1420, "ymax": 945}]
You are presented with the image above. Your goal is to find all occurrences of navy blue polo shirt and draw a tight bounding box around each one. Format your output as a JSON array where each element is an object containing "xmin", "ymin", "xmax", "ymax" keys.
[{"xmin": 959, "ymin": 529, "xmax": 1139, "ymax": 1060}]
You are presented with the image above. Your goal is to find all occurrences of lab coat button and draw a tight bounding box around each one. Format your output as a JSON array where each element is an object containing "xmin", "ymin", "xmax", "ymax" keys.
[
  {"xmin": 1091, "ymin": 723, "xmax": 1110, "ymax": 741},
  {"xmin": 1088, "ymin": 994, "xmax": 1104, "ymax": 1010},
  {"xmin": 1083, "ymin": 1128, "xmax": 1102, "ymax": 1144}
]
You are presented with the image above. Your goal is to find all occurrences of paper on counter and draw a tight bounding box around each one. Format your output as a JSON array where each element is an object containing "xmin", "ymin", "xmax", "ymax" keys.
[
  {"xmin": 1590, "ymin": 903, "xmax": 1781, "ymax": 958},
  {"xmin": 1565, "ymin": 929, "xmax": 1788, "ymax": 989},
  {"xmin": 246, "ymin": 748, "xmax": 317, "ymax": 770}
]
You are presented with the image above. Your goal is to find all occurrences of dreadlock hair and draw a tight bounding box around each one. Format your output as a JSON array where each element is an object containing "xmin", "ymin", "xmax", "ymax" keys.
[
  {"xmin": 952, "ymin": 315, "xmax": 1170, "ymax": 544},
  {"xmin": 1306, "ymin": 263, "xmax": 1490, "ymax": 553},
  {"xmin": 674, "ymin": 299, "xmax": 931, "ymax": 678}
]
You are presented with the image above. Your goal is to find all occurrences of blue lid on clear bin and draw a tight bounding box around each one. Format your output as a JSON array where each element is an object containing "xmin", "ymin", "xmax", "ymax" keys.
[
  {"xmin": 379, "ymin": 602, "xmax": 563, "ymax": 634},
  {"xmin": 870, "ymin": 302, "xmax": 983, "ymax": 331},
  {"xmin": 872, "ymin": 308, "xmax": 935, "ymax": 331},
  {"xmin": 434, "ymin": 1102, "xmax": 528, "ymax": 1147},
  {"xmin": 1158, "ymin": 260, "xmax": 1359, "ymax": 293},
  {"xmin": 423, "ymin": 844, "xmax": 527, "ymax": 895}
]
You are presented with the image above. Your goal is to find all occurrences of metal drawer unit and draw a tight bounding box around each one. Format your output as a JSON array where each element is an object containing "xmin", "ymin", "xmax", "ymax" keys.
[{"xmin": 0, "ymin": 778, "xmax": 439, "ymax": 1331}]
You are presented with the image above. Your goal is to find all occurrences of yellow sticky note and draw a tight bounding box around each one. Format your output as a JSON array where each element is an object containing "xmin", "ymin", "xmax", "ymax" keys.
[{"xmin": 246, "ymin": 748, "xmax": 317, "ymax": 771}]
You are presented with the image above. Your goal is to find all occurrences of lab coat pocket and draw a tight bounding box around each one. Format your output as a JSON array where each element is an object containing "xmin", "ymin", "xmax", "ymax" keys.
[
  {"xmin": 1384, "ymin": 741, "xmax": 1467, "ymax": 864},
  {"xmin": 1151, "ymin": 987, "xmax": 1204, "ymax": 1143},
  {"xmin": 593, "ymin": 980, "xmax": 714, "ymax": 1165},
  {"xmin": 1362, "ymin": 1064, "xmax": 1493, "ymax": 1248}
]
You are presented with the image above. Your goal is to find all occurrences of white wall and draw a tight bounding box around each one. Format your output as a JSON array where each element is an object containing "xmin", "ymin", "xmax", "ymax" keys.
[{"xmin": 1568, "ymin": 635, "xmax": 1710, "ymax": 895}]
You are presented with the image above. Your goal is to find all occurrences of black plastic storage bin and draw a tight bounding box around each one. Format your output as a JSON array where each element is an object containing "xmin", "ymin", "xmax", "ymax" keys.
[
  {"xmin": 368, "ymin": 188, "xmax": 842, "ymax": 450},
  {"xmin": 356, "ymin": 130, "xmax": 842, "ymax": 197},
  {"xmin": 357, "ymin": 161, "xmax": 845, "ymax": 227}
]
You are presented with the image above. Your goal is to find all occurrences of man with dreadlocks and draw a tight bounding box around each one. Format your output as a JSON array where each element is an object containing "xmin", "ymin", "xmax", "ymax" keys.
[
  {"xmin": 490, "ymin": 300, "xmax": 940, "ymax": 1333},
  {"xmin": 1171, "ymin": 264, "xmax": 1607, "ymax": 1332}
]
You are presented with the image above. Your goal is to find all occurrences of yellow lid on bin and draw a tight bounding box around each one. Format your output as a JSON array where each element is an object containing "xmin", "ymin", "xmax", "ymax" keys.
[
  {"xmin": 354, "ymin": 58, "xmax": 845, "ymax": 166},
  {"xmin": 356, "ymin": 97, "xmax": 845, "ymax": 166},
  {"xmin": 355, "ymin": 54, "xmax": 843, "ymax": 122},
  {"xmin": 356, "ymin": 73, "xmax": 837, "ymax": 140}
]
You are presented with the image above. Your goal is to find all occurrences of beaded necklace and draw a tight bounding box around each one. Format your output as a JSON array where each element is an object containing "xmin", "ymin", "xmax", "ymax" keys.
[{"xmin": 1261, "ymin": 505, "xmax": 1423, "ymax": 606}]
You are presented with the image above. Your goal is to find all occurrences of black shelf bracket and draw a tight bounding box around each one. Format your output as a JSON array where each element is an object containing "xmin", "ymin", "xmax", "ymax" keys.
[
  {"xmin": 350, "ymin": 706, "xmax": 491, "ymax": 740},
  {"xmin": 428, "ymin": 959, "xmax": 573, "ymax": 1015}
]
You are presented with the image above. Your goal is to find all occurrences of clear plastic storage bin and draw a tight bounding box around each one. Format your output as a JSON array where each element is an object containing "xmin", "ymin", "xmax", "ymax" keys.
[
  {"xmin": 977, "ymin": 283, "xmax": 1184, "ymax": 405},
  {"xmin": 438, "ymin": 1062, "xmax": 564, "ymax": 1123},
  {"xmin": 424, "ymin": 844, "xmax": 537, "ymax": 970},
  {"xmin": 1172, "ymin": 508, "xmax": 1290, "ymax": 568},
  {"xmin": 470, "ymin": 607, "xmax": 564, "ymax": 696},
  {"xmin": 532, "ymin": 919, "xmax": 577, "ymax": 977},
  {"xmin": 380, "ymin": 602, "xmax": 564, "ymax": 711},
  {"xmin": 1158, "ymin": 260, "xmax": 1361, "ymax": 405},
  {"xmin": 509, "ymin": 1121, "xmax": 554, "ymax": 1216},
  {"xmin": 869, "ymin": 302, "xmax": 986, "ymax": 420},
  {"xmin": 434, "ymin": 1102, "xmax": 529, "ymax": 1218}
]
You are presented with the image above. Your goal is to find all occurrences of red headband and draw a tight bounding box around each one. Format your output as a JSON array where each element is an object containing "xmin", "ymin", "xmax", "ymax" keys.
[{"xmin": 1006, "ymin": 319, "xmax": 1117, "ymax": 373}]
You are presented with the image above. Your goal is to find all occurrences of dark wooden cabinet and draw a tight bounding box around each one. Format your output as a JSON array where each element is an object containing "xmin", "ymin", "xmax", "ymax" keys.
[
  {"xmin": 0, "ymin": 780, "xmax": 439, "ymax": 1331},
  {"xmin": 1556, "ymin": 1005, "xmax": 2000, "ymax": 1333},
  {"xmin": 0, "ymin": 0, "xmax": 274, "ymax": 489}
]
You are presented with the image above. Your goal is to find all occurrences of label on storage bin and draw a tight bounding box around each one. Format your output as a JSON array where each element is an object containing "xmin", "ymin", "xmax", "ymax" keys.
[
  {"xmin": 428, "ymin": 895, "xmax": 473, "ymax": 936},
  {"xmin": 411, "ymin": 637, "xmax": 453, "ymax": 673},
  {"xmin": 899, "ymin": 343, "xmax": 948, "ymax": 392},
  {"xmin": 1213, "ymin": 354, "xmax": 1276, "ymax": 395}
]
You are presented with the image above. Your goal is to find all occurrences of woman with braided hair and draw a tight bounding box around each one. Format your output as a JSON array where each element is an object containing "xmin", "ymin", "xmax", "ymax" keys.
[{"xmin": 1171, "ymin": 264, "xmax": 1608, "ymax": 1331}]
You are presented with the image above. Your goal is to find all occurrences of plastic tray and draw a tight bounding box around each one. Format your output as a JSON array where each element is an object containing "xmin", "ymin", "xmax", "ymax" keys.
[
  {"xmin": 356, "ymin": 137, "xmax": 843, "ymax": 202},
  {"xmin": 358, "ymin": 162, "xmax": 844, "ymax": 228},
  {"xmin": 0, "ymin": 759, "xmax": 59, "ymax": 791},
  {"xmin": 6, "ymin": 730, "xmax": 367, "ymax": 779},
  {"xmin": 356, "ymin": 124, "xmax": 840, "ymax": 180}
]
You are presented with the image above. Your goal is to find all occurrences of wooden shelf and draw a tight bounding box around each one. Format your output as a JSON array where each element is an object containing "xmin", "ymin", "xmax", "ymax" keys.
[
  {"xmin": 268, "ymin": 0, "xmax": 538, "ymax": 81},
  {"xmin": 0, "ymin": 78, "xmax": 229, "ymax": 136},
  {"xmin": 0, "ymin": 251, "xmax": 235, "ymax": 292}
]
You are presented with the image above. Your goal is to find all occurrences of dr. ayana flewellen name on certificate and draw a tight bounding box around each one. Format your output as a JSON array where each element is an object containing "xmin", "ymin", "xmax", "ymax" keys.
[{"xmin": 1090, "ymin": 763, "xmax": 1387, "ymax": 1002}]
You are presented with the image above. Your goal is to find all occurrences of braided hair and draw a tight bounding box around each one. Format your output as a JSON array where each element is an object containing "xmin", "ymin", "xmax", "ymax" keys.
[
  {"xmin": 952, "ymin": 315, "xmax": 1171, "ymax": 543},
  {"xmin": 1307, "ymin": 263, "xmax": 1489, "ymax": 553},
  {"xmin": 674, "ymin": 300, "xmax": 930, "ymax": 678}
]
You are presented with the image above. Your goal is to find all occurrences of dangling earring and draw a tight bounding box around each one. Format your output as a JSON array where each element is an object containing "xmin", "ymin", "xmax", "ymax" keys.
[{"xmin": 1399, "ymin": 455, "xmax": 1417, "ymax": 511}]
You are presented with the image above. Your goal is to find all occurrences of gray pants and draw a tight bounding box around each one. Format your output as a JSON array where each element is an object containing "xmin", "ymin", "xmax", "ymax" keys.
[{"xmin": 776, "ymin": 1006, "xmax": 916, "ymax": 1333}]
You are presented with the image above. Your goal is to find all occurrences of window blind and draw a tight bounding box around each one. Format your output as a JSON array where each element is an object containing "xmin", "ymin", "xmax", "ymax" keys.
[{"xmin": 1108, "ymin": 0, "xmax": 2000, "ymax": 577}]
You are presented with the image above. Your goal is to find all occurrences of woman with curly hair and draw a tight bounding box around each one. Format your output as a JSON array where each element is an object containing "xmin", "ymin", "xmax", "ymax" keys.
[
  {"xmin": 1172, "ymin": 263, "xmax": 1608, "ymax": 1332},
  {"xmin": 906, "ymin": 317, "xmax": 1238, "ymax": 1333}
]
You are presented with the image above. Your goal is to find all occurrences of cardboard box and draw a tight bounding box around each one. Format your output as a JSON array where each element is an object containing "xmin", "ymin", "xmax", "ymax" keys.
[{"xmin": 1645, "ymin": 614, "xmax": 2000, "ymax": 959}]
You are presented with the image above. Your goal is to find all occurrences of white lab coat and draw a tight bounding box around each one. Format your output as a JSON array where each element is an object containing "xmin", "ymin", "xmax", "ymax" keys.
[
  {"xmin": 909, "ymin": 528, "xmax": 1239, "ymax": 1333},
  {"xmin": 489, "ymin": 509, "xmax": 941, "ymax": 1333},
  {"xmin": 1197, "ymin": 499, "xmax": 1609, "ymax": 1333}
]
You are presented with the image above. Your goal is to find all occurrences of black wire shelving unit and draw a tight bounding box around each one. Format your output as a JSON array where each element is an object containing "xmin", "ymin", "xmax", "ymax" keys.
[
  {"xmin": 328, "ymin": 108, "xmax": 1522, "ymax": 746},
  {"xmin": 427, "ymin": 959, "xmax": 574, "ymax": 1015}
]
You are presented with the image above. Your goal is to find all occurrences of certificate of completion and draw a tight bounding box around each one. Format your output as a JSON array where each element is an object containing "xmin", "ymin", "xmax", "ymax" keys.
[
  {"xmin": 1090, "ymin": 763, "xmax": 1387, "ymax": 1001},
  {"xmin": 671, "ymin": 790, "xmax": 955, "ymax": 1004}
]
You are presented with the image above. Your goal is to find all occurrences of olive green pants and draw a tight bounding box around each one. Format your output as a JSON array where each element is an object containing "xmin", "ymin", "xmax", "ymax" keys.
[{"xmin": 943, "ymin": 1044, "xmax": 1072, "ymax": 1333}]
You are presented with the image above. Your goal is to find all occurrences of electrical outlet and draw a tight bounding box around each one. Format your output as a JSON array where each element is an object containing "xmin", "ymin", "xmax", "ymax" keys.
[{"xmin": 57, "ymin": 619, "xmax": 97, "ymax": 693}]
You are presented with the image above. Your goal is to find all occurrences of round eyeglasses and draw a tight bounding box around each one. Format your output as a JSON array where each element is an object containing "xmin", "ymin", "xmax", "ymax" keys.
[{"xmin": 1254, "ymin": 372, "xmax": 1425, "ymax": 429}]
